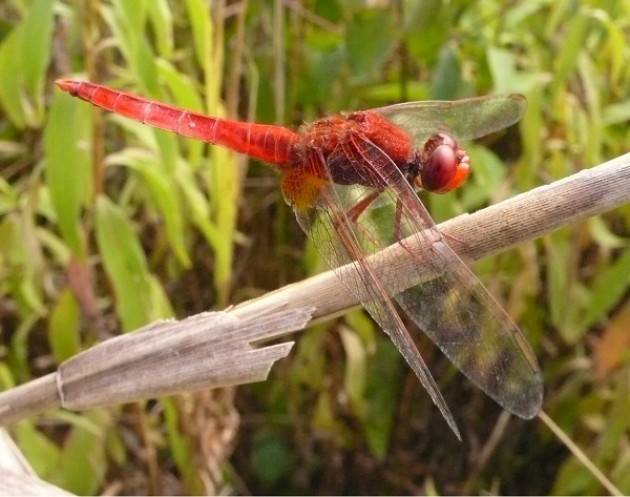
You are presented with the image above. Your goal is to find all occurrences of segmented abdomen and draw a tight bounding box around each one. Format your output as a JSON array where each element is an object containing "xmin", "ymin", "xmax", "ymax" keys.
[{"xmin": 56, "ymin": 80, "xmax": 299, "ymax": 167}]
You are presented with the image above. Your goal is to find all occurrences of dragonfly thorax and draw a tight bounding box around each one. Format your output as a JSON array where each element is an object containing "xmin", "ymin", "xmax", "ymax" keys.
[{"xmin": 293, "ymin": 111, "xmax": 414, "ymax": 187}]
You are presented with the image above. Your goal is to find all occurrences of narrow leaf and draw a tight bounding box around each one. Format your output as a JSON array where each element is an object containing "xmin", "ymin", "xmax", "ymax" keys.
[
  {"xmin": 15, "ymin": 421, "xmax": 61, "ymax": 479},
  {"xmin": 49, "ymin": 410, "xmax": 110, "ymax": 495},
  {"xmin": 148, "ymin": 0, "xmax": 174, "ymax": 58},
  {"xmin": 364, "ymin": 336, "xmax": 404, "ymax": 459},
  {"xmin": 108, "ymin": 150, "xmax": 191, "ymax": 267},
  {"xmin": 44, "ymin": 91, "xmax": 92, "ymax": 257},
  {"xmin": 0, "ymin": 28, "xmax": 26, "ymax": 127},
  {"xmin": 163, "ymin": 398, "xmax": 205, "ymax": 494},
  {"xmin": 48, "ymin": 288, "xmax": 81, "ymax": 363},
  {"xmin": 95, "ymin": 196, "xmax": 168, "ymax": 331},
  {"xmin": 184, "ymin": 0, "xmax": 211, "ymax": 71},
  {"xmin": 580, "ymin": 251, "xmax": 630, "ymax": 331},
  {"xmin": 20, "ymin": 0, "xmax": 55, "ymax": 114}
]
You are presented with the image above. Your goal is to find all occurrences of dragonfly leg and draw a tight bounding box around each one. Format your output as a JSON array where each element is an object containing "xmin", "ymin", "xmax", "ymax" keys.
[
  {"xmin": 330, "ymin": 189, "xmax": 383, "ymax": 236},
  {"xmin": 393, "ymin": 193, "xmax": 467, "ymax": 269},
  {"xmin": 345, "ymin": 189, "xmax": 382, "ymax": 223},
  {"xmin": 394, "ymin": 193, "xmax": 441, "ymax": 247},
  {"xmin": 441, "ymin": 230, "xmax": 465, "ymax": 250},
  {"xmin": 396, "ymin": 178, "xmax": 465, "ymax": 253},
  {"xmin": 394, "ymin": 196, "xmax": 404, "ymax": 241}
]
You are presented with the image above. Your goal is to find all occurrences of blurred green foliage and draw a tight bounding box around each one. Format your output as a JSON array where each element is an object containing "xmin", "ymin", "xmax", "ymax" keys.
[{"xmin": 0, "ymin": 0, "xmax": 629, "ymax": 494}]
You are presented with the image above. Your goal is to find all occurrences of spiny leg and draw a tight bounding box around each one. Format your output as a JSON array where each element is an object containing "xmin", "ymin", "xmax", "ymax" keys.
[
  {"xmin": 343, "ymin": 189, "xmax": 382, "ymax": 224},
  {"xmin": 399, "ymin": 171, "xmax": 465, "ymax": 248},
  {"xmin": 329, "ymin": 189, "xmax": 384, "ymax": 244},
  {"xmin": 393, "ymin": 187, "xmax": 464, "ymax": 262}
]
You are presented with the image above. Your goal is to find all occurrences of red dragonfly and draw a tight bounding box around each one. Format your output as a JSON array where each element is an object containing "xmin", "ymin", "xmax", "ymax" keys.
[{"xmin": 56, "ymin": 79, "xmax": 543, "ymax": 439}]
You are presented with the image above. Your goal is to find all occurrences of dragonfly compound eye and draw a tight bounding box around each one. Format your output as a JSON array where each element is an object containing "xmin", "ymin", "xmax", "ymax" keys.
[
  {"xmin": 420, "ymin": 133, "xmax": 471, "ymax": 193},
  {"xmin": 421, "ymin": 144, "xmax": 458, "ymax": 192}
]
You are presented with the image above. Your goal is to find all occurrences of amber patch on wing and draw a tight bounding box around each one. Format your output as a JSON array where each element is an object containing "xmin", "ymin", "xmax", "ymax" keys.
[{"xmin": 281, "ymin": 170, "xmax": 326, "ymax": 210}]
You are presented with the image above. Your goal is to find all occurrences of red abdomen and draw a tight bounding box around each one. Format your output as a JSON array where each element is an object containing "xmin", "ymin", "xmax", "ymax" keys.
[{"xmin": 56, "ymin": 79, "xmax": 300, "ymax": 168}]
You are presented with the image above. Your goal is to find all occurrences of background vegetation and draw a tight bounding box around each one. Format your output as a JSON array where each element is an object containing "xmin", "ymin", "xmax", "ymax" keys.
[{"xmin": 0, "ymin": 0, "xmax": 629, "ymax": 494}]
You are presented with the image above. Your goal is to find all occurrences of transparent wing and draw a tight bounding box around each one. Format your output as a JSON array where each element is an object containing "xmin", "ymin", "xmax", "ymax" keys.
[
  {"xmin": 375, "ymin": 94, "xmax": 526, "ymax": 146},
  {"xmin": 294, "ymin": 152, "xmax": 462, "ymax": 440},
  {"xmin": 299, "ymin": 131, "xmax": 543, "ymax": 421}
]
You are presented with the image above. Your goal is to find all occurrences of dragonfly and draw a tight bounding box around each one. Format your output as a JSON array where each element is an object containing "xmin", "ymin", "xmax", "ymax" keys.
[{"xmin": 56, "ymin": 79, "xmax": 543, "ymax": 439}]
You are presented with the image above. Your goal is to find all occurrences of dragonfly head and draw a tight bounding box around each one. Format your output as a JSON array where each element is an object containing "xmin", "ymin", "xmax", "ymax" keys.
[{"xmin": 414, "ymin": 133, "xmax": 470, "ymax": 193}]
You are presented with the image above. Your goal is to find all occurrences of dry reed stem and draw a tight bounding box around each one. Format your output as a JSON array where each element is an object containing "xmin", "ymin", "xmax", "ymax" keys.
[
  {"xmin": 0, "ymin": 307, "xmax": 313, "ymax": 424},
  {"xmin": 0, "ymin": 152, "xmax": 628, "ymax": 428},
  {"xmin": 234, "ymin": 152, "xmax": 630, "ymax": 320}
]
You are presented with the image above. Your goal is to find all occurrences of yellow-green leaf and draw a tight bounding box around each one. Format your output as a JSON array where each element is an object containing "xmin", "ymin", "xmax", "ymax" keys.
[
  {"xmin": 48, "ymin": 288, "xmax": 81, "ymax": 363},
  {"xmin": 95, "ymin": 196, "xmax": 167, "ymax": 331},
  {"xmin": 44, "ymin": 91, "xmax": 92, "ymax": 257}
]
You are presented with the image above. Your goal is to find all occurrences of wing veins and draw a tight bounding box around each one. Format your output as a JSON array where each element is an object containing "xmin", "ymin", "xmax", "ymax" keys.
[
  {"xmin": 310, "ymin": 147, "xmax": 462, "ymax": 440},
  {"xmin": 350, "ymin": 133, "xmax": 543, "ymax": 418}
]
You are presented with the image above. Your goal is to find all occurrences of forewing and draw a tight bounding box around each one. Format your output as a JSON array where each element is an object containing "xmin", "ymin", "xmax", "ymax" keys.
[
  {"xmin": 294, "ymin": 149, "xmax": 462, "ymax": 439},
  {"xmin": 348, "ymin": 132, "xmax": 543, "ymax": 419},
  {"xmin": 375, "ymin": 94, "xmax": 526, "ymax": 146}
]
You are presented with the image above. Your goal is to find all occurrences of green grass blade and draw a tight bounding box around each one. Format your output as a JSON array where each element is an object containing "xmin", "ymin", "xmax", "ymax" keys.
[
  {"xmin": 0, "ymin": 28, "xmax": 26, "ymax": 128},
  {"xmin": 148, "ymin": 0, "xmax": 174, "ymax": 59},
  {"xmin": 183, "ymin": 0, "xmax": 211, "ymax": 71},
  {"xmin": 95, "ymin": 195, "xmax": 170, "ymax": 331},
  {"xmin": 20, "ymin": 0, "xmax": 55, "ymax": 121},
  {"xmin": 579, "ymin": 251, "xmax": 630, "ymax": 331},
  {"xmin": 49, "ymin": 410, "xmax": 110, "ymax": 495},
  {"xmin": 44, "ymin": 91, "xmax": 92, "ymax": 257},
  {"xmin": 108, "ymin": 149, "xmax": 191, "ymax": 268},
  {"xmin": 48, "ymin": 288, "xmax": 81, "ymax": 363},
  {"xmin": 14, "ymin": 420, "xmax": 61, "ymax": 478}
]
